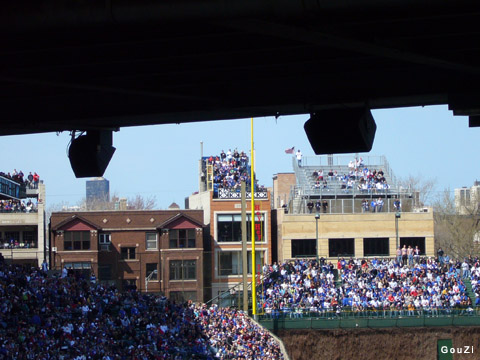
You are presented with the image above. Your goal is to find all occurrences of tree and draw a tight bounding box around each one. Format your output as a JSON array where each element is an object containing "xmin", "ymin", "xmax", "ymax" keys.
[
  {"xmin": 126, "ymin": 194, "xmax": 156, "ymax": 210},
  {"xmin": 72, "ymin": 192, "xmax": 157, "ymax": 211},
  {"xmin": 397, "ymin": 174, "xmax": 437, "ymax": 207},
  {"xmin": 433, "ymin": 189, "xmax": 480, "ymax": 259}
]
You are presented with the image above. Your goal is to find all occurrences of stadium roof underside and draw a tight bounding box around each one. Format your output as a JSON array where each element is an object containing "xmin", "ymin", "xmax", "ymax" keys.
[{"xmin": 3, "ymin": 0, "xmax": 480, "ymax": 136}]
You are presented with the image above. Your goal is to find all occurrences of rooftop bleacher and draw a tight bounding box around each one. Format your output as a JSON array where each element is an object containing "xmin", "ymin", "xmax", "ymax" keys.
[
  {"xmin": 200, "ymin": 149, "xmax": 268, "ymax": 199},
  {"xmin": 287, "ymin": 155, "xmax": 416, "ymax": 214}
]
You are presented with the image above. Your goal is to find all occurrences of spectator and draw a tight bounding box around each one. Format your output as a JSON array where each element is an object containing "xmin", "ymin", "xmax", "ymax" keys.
[
  {"xmin": 296, "ymin": 150, "xmax": 302, "ymax": 167},
  {"xmin": 307, "ymin": 200, "xmax": 314, "ymax": 214},
  {"xmin": 438, "ymin": 248, "xmax": 444, "ymax": 265},
  {"xmin": 322, "ymin": 200, "xmax": 328, "ymax": 214},
  {"xmin": 377, "ymin": 198, "xmax": 384, "ymax": 212},
  {"xmin": 393, "ymin": 198, "xmax": 401, "ymax": 212},
  {"xmin": 362, "ymin": 199, "xmax": 369, "ymax": 213},
  {"xmin": 462, "ymin": 260, "xmax": 470, "ymax": 279}
]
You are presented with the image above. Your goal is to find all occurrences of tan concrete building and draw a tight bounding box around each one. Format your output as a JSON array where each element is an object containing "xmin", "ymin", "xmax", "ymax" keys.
[
  {"xmin": 0, "ymin": 181, "xmax": 46, "ymax": 267},
  {"xmin": 272, "ymin": 155, "xmax": 435, "ymax": 263},
  {"xmin": 275, "ymin": 209, "xmax": 434, "ymax": 261},
  {"xmin": 50, "ymin": 210, "xmax": 205, "ymax": 302},
  {"xmin": 455, "ymin": 181, "xmax": 480, "ymax": 215}
]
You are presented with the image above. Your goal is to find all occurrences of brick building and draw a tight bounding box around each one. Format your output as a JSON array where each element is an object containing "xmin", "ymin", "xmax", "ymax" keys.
[
  {"xmin": 188, "ymin": 154, "xmax": 272, "ymax": 301},
  {"xmin": 50, "ymin": 210, "xmax": 205, "ymax": 302}
]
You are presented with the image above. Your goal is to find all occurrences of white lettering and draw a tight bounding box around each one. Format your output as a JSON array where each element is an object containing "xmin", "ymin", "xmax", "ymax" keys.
[{"xmin": 440, "ymin": 345, "xmax": 474, "ymax": 354}]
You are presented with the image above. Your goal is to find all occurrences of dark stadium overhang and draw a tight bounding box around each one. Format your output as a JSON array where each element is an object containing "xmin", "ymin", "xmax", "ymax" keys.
[{"xmin": 2, "ymin": 0, "xmax": 480, "ymax": 136}]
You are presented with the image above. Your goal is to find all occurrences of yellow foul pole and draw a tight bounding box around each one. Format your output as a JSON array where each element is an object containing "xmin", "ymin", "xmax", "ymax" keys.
[{"xmin": 250, "ymin": 117, "xmax": 257, "ymax": 316}]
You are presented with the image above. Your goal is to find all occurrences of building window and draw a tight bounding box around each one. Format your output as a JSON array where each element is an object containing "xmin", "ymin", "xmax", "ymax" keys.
[
  {"xmin": 218, "ymin": 252, "xmax": 242, "ymax": 276},
  {"xmin": 363, "ymin": 238, "xmax": 390, "ymax": 256},
  {"xmin": 169, "ymin": 291, "xmax": 197, "ymax": 303},
  {"xmin": 146, "ymin": 232, "xmax": 157, "ymax": 250},
  {"xmin": 99, "ymin": 233, "xmax": 111, "ymax": 251},
  {"xmin": 64, "ymin": 231, "xmax": 90, "ymax": 251},
  {"xmin": 169, "ymin": 229, "xmax": 196, "ymax": 248},
  {"xmin": 64, "ymin": 262, "xmax": 91, "ymax": 277},
  {"xmin": 400, "ymin": 237, "xmax": 425, "ymax": 255},
  {"xmin": 169, "ymin": 260, "xmax": 196, "ymax": 280},
  {"xmin": 98, "ymin": 265, "xmax": 112, "ymax": 280},
  {"xmin": 5, "ymin": 231, "xmax": 20, "ymax": 243},
  {"xmin": 291, "ymin": 239, "xmax": 316, "ymax": 258},
  {"xmin": 461, "ymin": 189, "xmax": 471, "ymax": 207},
  {"xmin": 146, "ymin": 263, "xmax": 158, "ymax": 280},
  {"xmin": 217, "ymin": 214, "xmax": 265, "ymax": 242},
  {"xmin": 328, "ymin": 238, "xmax": 354, "ymax": 257},
  {"xmin": 217, "ymin": 251, "xmax": 264, "ymax": 276},
  {"xmin": 99, "ymin": 233, "xmax": 111, "ymax": 244},
  {"xmin": 23, "ymin": 231, "xmax": 37, "ymax": 247},
  {"xmin": 121, "ymin": 247, "xmax": 136, "ymax": 260}
]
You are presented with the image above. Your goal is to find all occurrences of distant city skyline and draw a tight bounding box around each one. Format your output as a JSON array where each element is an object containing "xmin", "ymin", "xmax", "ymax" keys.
[
  {"xmin": 0, "ymin": 105, "xmax": 479, "ymax": 210},
  {"xmin": 86, "ymin": 177, "xmax": 110, "ymax": 207}
]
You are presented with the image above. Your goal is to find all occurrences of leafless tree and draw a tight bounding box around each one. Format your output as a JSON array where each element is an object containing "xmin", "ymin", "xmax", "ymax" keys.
[
  {"xmin": 398, "ymin": 174, "xmax": 437, "ymax": 207},
  {"xmin": 433, "ymin": 189, "xmax": 480, "ymax": 259},
  {"xmin": 126, "ymin": 194, "xmax": 156, "ymax": 210},
  {"xmin": 75, "ymin": 192, "xmax": 157, "ymax": 211}
]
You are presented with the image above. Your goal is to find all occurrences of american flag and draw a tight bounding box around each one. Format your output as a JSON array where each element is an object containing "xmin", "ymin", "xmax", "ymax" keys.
[{"xmin": 285, "ymin": 146, "xmax": 295, "ymax": 154}]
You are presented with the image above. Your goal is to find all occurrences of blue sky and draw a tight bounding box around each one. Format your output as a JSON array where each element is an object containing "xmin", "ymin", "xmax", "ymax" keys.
[{"xmin": 1, "ymin": 105, "xmax": 478, "ymax": 209}]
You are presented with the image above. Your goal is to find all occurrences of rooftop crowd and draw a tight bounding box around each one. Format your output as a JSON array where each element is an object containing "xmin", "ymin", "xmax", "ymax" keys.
[
  {"xmin": 0, "ymin": 258, "xmax": 284, "ymax": 359},
  {"xmin": 205, "ymin": 150, "xmax": 266, "ymax": 194},
  {"xmin": 0, "ymin": 170, "xmax": 40, "ymax": 189},
  {"xmin": 311, "ymin": 157, "xmax": 391, "ymax": 194},
  {"xmin": 261, "ymin": 253, "xmax": 478, "ymax": 318},
  {"xmin": 0, "ymin": 199, "xmax": 37, "ymax": 213}
]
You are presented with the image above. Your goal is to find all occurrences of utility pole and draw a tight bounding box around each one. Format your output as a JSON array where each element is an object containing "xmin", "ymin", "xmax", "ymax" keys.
[{"xmin": 241, "ymin": 181, "xmax": 248, "ymax": 312}]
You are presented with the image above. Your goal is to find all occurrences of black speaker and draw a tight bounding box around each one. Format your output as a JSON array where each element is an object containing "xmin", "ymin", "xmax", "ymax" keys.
[
  {"xmin": 68, "ymin": 131, "xmax": 116, "ymax": 178},
  {"xmin": 304, "ymin": 108, "xmax": 376, "ymax": 154}
]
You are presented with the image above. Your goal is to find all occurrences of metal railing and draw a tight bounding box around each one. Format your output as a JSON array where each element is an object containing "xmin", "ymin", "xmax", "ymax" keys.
[
  {"xmin": 298, "ymin": 154, "xmax": 395, "ymax": 183},
  {"xmin": 287, "ymin": 196, "xmax": 420, "ymax": 215},
  {"xmin": 215, "ymin": 188, "xmax": 268, "ymax": 200},
  {"xmin": 259, "ymin": 308, "xmax": 480, "ymax": 330}
]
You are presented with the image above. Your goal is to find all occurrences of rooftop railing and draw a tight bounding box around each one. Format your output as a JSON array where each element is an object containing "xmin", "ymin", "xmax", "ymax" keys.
[{"xmin": 215, "ymin": 188, "xmax": 268, "ymax": 200}]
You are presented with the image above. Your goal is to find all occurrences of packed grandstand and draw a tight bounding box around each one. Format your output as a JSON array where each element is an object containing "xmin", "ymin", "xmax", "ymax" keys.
[
  {"xmin": 259, "ymin": 256, "xmax": 480, "ymax": 319},
  {"xmin": 0, "ymin": 258, "xmax": 284, "ymax": 360}
]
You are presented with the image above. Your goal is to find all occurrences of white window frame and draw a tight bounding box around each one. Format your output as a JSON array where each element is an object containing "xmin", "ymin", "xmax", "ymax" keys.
[
  {"xmin": 99, "ymin": 233, "xmax": 111, "ymax": 251},
  {"xmin": 146, "ymin": 232, "xmax": 158, "ymax": 250}
]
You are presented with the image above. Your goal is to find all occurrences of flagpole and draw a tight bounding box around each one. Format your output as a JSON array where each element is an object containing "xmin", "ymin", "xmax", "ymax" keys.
[{"xmin": 250, "ymin": 117, "xmax": 257, "ymax": 317}]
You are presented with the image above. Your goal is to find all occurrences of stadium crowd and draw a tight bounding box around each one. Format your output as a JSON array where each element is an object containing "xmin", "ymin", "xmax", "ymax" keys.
[
  {"xmin": 261, "ymin": 255, "xmax": 477, "ymax": 318},
  {"xmin": 468, "ymin": 258, "xmax": 480, "ymax": 306},
  {"xmin": 0, "ymin": 258, "xmax": 284, "ymax": 359},
  {"xmin": 0, "ymin": 170, "xmax": 40, "ymax": 189}
]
